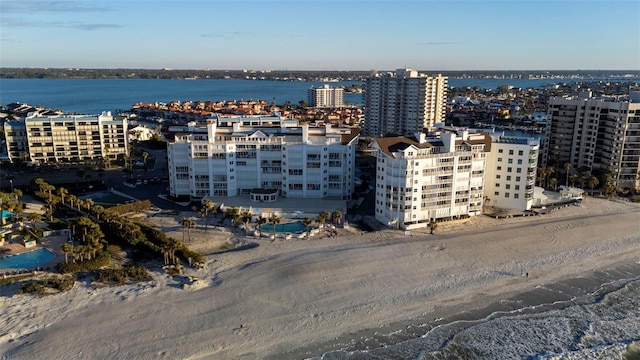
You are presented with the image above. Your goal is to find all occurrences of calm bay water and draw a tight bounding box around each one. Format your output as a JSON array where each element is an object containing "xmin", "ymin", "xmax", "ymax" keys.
[{"xmin": 0, "ymin": 77, "xmax": 626, "ymax": 115}]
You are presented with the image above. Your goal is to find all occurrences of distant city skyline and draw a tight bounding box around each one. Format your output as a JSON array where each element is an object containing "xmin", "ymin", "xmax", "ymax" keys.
[{"xmin": 1, "ymin": 0, "xmax": 638, "ymax": 71}]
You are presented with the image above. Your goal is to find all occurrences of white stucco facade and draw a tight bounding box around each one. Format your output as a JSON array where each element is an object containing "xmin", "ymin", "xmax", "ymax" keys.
[{"xmin": 166, "ymin": 114, "xmax": 359, "ymax": 201}]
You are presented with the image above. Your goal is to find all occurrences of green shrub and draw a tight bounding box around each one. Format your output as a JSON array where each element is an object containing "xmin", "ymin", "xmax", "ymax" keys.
[
  {"xmin": 94, "ymin": 265, "xmax": 152, "ymax": 286},
  {"xmin": 57, "ymin": 252, "xmax": 111, "ymax": 274},
  {"xmin": 18, "ymin": 276, "xmax": 75, "ymax": 296}
]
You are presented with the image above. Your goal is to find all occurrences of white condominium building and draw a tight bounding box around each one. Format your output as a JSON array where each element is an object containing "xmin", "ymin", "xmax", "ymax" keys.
[
  {"xmin": 3, "ymin": 111, "xmax": 128, "ymax": 163},
  {"xmin": 165, "ymin": 114, "xmax": 359, "ymax": 201},
  {"xmin": 364, "ymin": 68, "xmax": 447, "ymax": 137},
  {"xmin": 484, "ymin": 134, "xmax": 539, "ymax": 210},
  {"xmin": 543, "ymin": 90, "xmax": 640, "ymax": 189},
  {"xmin": 372, "ymin": 128, "xmax": 489, "ymax": 230},
  {"xmin": 307, "ymin": 84, "xmax": 344, "ymax": 108}
]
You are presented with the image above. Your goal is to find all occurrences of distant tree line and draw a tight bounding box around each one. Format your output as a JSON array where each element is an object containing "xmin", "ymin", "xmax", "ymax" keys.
[{"xmin": 1, "ymin": 68, "xmax": 636, "ymax": 81}]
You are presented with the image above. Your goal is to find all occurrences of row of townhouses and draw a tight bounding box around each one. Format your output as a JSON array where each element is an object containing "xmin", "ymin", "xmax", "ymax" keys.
[{"xmin": 3, "ymin": 112, "xmax": 128, "ymax": 163}]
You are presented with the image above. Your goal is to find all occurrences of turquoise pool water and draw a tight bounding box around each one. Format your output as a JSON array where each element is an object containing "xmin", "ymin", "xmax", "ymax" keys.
[
  {"xmin": 260, "ymin": 221, "xmax": 307, "ymax": 233},
  {"xmin": 0, "ymin": 248, "xmax": 56, "ymax": 270}
]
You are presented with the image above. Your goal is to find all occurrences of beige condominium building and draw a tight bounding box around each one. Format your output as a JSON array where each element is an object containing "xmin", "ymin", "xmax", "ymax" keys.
[
  {"xmin": 4, "ymin": 111, "xmax": 128, "ymax": 163},
  {"xmin": 543, "ymin": 90, "xmax": 640, "ymax": 189},
  {"xmin": 364, "ymin": 68, "xmax": 447, "ymax": 137}
]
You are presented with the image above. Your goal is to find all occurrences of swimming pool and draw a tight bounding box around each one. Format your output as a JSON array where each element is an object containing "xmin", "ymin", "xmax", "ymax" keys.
[
  {"xmin": 260, "ymin": 220, "xmax": 307, "ymax": 233},
  {"xmin": 0, "ymin": 248, "xmax": 56, "ymax": 270}
]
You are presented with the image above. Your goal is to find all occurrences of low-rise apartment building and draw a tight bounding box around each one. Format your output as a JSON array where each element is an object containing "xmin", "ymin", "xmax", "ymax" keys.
[
  {"xmin": 4, "ymin": 111, "xmax": 128, "ymax": 163},
  {"xmin": 165, "ymin": 114, "xmax": 359, "ymax": 201}
]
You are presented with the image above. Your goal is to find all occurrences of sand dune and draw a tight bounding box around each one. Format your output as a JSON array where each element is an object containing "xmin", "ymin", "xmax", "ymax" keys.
[{"xmin": 1, "ymin": 197, "xmax": 639, "ymax": 359}]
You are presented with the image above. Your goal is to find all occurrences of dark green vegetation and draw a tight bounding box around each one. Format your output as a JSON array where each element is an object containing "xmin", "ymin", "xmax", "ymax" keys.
[{"xmin": 18, "ymin": 276, "xmax": 75, "ymax": 296}]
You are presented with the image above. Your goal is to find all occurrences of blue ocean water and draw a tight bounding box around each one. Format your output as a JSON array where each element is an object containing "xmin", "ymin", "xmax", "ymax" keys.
[{"xmin": 3, "ymin": 76, "xmax": 635, "ymax": 115}]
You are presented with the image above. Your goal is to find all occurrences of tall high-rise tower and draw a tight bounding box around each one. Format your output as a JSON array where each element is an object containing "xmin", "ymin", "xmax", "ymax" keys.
[
  {"xmin": 542, "ymin": 90, "xmax": 640, "ymax": 189},
  {"xmin": 363, "ymin": 68, "xmax": 447, "ymax": 137}
]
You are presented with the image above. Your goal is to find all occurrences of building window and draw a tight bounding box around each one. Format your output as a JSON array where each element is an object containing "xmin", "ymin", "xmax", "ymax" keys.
[
  {"xmin": 516, "ymin": 176, "xmax": 521, "ymax": 181},
  {"xmin": 516, "ymin": 168, "xmax": 522, "ymax": 173},
  {"xmin": 517, "ymin": 159, "xmax": 523, "ymax": 165},
  {"xmin": 509, "ymin": 150, "xmax": 514, "ymax": 155},
  {"xmin": 498, "ymin": 157, "xmax": 503, "ymax": 162},
  {"xmin": 494, "ymin": 191, "xmax": 499, "ymax": 196},
  {"xmin": 514, "ymin": 193, "xmax": 519, "ymax": 199},
  {"xmin": 508, "ymin": 159, "xmax": 513, "ymax": 164},
  {"xmin": 505, "ymin": 193, "xmax": 510, "ymax": 198},
  {"xmin": 498, "ymin": 149, "xmax": 504, "ymax": 153},
  {"xmin": 515, "ymin": 185, "xmax": 520, "ymax": 190},
  {"xmin": 506, "ymin": 176, "xmax": 511, "ymax": 181},
  {"xmin": 507, "ymin": 167, "xmax": 512, "ymax": 173},
  {"xmin": 497, "ymin": 166, "xmax": 502, "ymax": 171},
  {"xmin": 496, "ymin": 175, "xmax": 501, "ymax": 179},
  {"xmin": 506, "ymin": 184, "xmax": 511, "ymax": 189},
  {"xmin": 495, "ymin": 183, "xmax": 500, "ymax": 187}
]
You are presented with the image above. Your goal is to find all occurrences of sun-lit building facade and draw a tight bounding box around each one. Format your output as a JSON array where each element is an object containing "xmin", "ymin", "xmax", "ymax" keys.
[{"xmin": 165, "ymin": 114, "xmax": 359, "ymax": 200}]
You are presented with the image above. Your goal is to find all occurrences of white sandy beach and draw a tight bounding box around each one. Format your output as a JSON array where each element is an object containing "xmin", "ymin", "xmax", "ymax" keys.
[{"xmin": 1, "ymin": 197, "xmax": 639, "ymax": 359}]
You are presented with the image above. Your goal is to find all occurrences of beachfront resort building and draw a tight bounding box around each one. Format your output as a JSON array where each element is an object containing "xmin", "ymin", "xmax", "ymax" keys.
[
  {"xmin": 371, "ymin": 127, "xmax": 490, "ymax": 229},
  {"xmin": 164, "ymin": 113, "xmax": 359, "ymax": 201},
  {"xmin": 483, "ymin": 134, "xmax": 540, "ymax": 210},
  {"xmin": 542, "ymin": 90, "xmax": 640, "ymax": 189},
  {"xmin": 3, "ymin": 111, "xmax": 128, "ymax": 163},
  {"xmin": 372, "ymin": 127, "xmax": 541, "ymax": 229},
  {"xmin": 363, "ymin": 68, "xmax": 447, "ymax": 137},
  {"xmin": 307, "ymin": 84, "xmax": 344, "ymax": 108}
]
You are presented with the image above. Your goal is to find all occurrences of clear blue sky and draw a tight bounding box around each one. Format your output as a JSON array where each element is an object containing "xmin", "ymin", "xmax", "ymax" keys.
[{"xmin": 1, "ymin": 0, "xmax": 639, "ymax": 70}]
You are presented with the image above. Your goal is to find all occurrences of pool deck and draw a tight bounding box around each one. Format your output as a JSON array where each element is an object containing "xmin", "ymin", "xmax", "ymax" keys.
[{"xmin": 0, "ymin": 235, "xmax": 66, "ymax": 275}]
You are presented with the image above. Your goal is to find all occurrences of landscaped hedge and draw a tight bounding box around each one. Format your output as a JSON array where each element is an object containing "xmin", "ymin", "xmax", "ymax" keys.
[
  {"xmin": 108, "ymin": 200, "xmax": 152, "ymax": 215},
  {"xmin": 57, "ymin": 252, "xmax": 111, "ymax": 274}
]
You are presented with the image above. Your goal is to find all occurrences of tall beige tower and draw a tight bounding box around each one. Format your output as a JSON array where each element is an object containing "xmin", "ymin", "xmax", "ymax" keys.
[{"xmin": 364, "ymin": 68, "xmax": 447, "ymax": 137}]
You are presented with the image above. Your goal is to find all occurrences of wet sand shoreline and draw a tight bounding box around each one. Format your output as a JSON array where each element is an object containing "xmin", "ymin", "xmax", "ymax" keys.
[{"xmin": 286, "ymin": 261, "xmax": 640, "ymax": 359}]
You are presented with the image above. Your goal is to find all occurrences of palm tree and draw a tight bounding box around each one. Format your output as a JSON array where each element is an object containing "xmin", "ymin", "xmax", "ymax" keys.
[
  {"xmin": 201, "ymin": 199, "xmax": 215, "ymax": 232},
  {"xmin": 11, "ymin": 188, "xmax": 22, "ymax": 202},
  {"xmin": 549, "ymin": 177, "xmax": 558, "ymax": 191},
  {"xmin": 536, "ymin": 167, "xmax": 546, "ymax": 187},
  {"xmin": 545, "ymin": 166, "xmax": 555, "ymax": 189},
  {"xmin": 180, "ymin": 217, "xmax": 190, "ymax": 244},
  {"xmin": 61, "ymin": 243, "xmax": 74, "ymax": 263},
  {"xmin": 316, "ymin": 211, "xmax": 330, "ymax": 229},
  {"xmin": 302, "ymin": 217, "xmax": 313, "ymax": 238},
  {"xmin": 564, "ymin": 162, "xmax": 571, "ymax": 187},
  {"xmin": 84, "ymin": 198, "xmax": 94, "ymax": 211},
  {"xmin": 57, "ymin": 187, "xmax": 68, "ymax": 204},
  {"xmin": 240, "ymin": 210, "xmax": 253, "ymax": 236},
  {"xmin": 588, "ymin": 176, "xmax": 599, "ymax": 196},
  {"xmin": 225, "ymin": 207, "xmax": 240, "ymax": 228},
  {"xmin": 28, "ymin": 212, "xmax": 39, "ymax": 229},
  {"xmin": 256, "ymin": 216, "xmax": 267, "ymax": 237},
  {"xmin": 331, "ymin": 210, "xmax": 343, "ymax": 226},
  {"xmin": 269, "ymin": 214, "xmax": 281, "ymax": 240}
]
